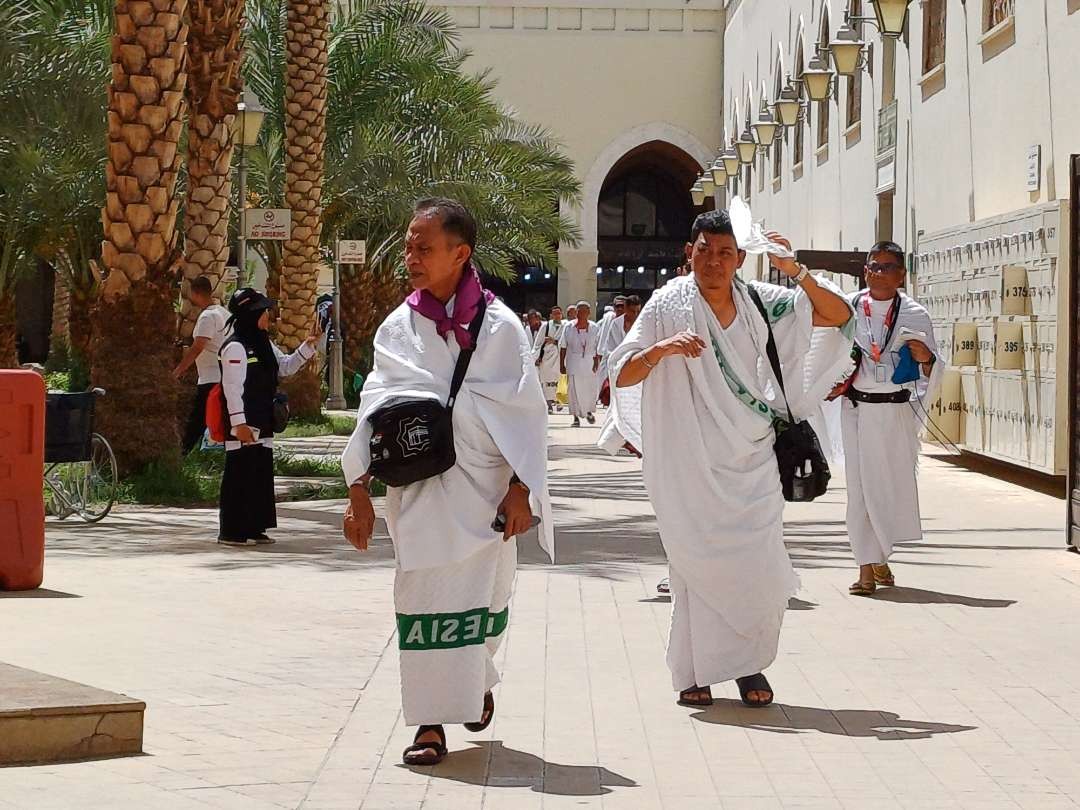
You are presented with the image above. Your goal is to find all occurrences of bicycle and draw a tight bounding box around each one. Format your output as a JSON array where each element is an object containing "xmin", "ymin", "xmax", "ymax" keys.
[{"xmin": 44, "ymin": 388, "xmax": 118, "ymax": 523}]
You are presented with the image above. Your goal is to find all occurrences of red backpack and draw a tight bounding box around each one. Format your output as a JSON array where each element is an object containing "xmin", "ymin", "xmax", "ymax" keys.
[{"xmin": 205, "ymin": 384, "xmax": 229, "ymax": 443}]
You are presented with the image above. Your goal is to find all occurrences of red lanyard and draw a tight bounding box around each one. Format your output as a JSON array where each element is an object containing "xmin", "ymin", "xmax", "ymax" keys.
[{"xmin": 862, "ymin": 295, "xmax": 895, "ymax": 363}]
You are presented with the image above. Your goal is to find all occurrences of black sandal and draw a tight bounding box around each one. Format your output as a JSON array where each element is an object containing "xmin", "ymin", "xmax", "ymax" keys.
[
  {"xmin": 736, "ymin": 673, "xmax": 774, "ymax": 707},
  {"xmin": 463, "ymin": 691, "xmax": 495, "ymax": 732},
  {"xmin": 677, "ymin": 685, "xmax": 713, "ymax": 707},
  {"xmin": 402, "ymin": 724, "xmax": 447, "ymax": 766}
]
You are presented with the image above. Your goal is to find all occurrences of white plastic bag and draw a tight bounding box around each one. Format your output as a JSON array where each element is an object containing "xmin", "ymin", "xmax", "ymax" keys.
[{"xmin": 729, "ymin": 196, "xmax": 795, "ymax": 259}]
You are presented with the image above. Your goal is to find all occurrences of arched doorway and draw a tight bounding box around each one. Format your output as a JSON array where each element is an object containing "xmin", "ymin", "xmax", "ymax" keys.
[{"xmin": 595, "ymin": 141, "xmax": 704, "ymax": 309}]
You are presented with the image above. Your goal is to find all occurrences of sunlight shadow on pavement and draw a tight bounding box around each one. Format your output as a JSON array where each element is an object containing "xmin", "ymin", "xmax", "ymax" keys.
[
  {"xmin": 869, "ymin": 586, "xmax": 1016, "ymax": 607},
  {"xmin": 0, "ymin": 588, "xmax": 81, "ymax": 599},
  {"xmin": 403, "ymin": 740, "xmax": 638, "ymax": 796},
  {"xmin": 692, "ymin": 702, "xmax": 976, "ymax": 741}
]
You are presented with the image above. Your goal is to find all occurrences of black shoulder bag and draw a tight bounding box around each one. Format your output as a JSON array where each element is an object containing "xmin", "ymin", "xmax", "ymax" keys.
[
  {"xmin": 747, "ymin": 286, "xmax": 831, "ymax": 502},
  {"xmin": 367, "ymin": 300, "xmax": 486, "ymax": 488}
]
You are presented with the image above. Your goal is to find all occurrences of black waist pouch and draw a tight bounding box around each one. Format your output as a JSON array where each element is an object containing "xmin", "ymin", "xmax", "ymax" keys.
[{"xmin": 367, "ymin": 301, "xmax": 485, "ymax": 488}]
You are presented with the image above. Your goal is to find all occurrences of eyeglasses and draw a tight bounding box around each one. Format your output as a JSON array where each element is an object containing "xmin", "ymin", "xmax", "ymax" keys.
[{"xmin": 866, "ymin": 262, "xmax": 903, "ymax": 275}]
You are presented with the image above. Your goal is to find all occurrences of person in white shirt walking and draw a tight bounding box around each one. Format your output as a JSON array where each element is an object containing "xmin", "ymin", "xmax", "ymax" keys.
[
  {"xmin": 532, "ymin": 306, "xmax": 564, "ymax": 412},
  {"xmin": 173, "ymin": 276, "xmax": 231, "ymax": 454},
  {"xmin": 559, "ymin": 301, "xmax": 600, "ymax": 427}
]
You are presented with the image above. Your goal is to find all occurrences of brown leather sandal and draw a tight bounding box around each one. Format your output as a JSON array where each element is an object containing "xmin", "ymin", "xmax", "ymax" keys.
[
  {"xmin": 402, "ymin": 725, "xmax": 447, "ymax": 766},
  {"xmin": 872, "ymin": 564, "xmax": 895, "ymax": 586},
  {"xmin": 677, "ymin": 685, "xmax": 713, "ymax": 707},
  {"xmin": 849, "ymin": 578, "xmax": 876, "ymax": 596},
  {"xmin": 464, "ymin": 692, "xmax": 494, "ymax": 732}
]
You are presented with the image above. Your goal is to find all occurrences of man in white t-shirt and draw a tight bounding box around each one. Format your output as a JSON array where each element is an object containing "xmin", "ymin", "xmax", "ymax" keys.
[{"xmin": 173, "ymin": 276, "xmax": 231, "ymax": 453}]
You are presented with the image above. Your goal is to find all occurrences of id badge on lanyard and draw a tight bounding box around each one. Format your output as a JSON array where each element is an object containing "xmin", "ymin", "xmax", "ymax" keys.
[{"xmin": 875, "ymin": 363, "xmax": 887, "ymax": 384}]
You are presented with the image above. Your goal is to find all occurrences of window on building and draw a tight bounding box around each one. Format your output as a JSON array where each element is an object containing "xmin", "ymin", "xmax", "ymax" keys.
[
  {"xmin": 816, "ymin": 10, "xmax": 830, "ymax": 149},
  {"xmin": 817, "ymin": 98, "xmax": 830, "ymax": 149},
  {"xmin": 772, "ymin": 132, "xmax": 783, "ymax": 181},
  {"xmin": 793, "ymin": 47, "xmax": 806, "ymax": 168},
  {"xmin": 846, "ymin": 0, "xmax": 863, "ymax": 129},
  {"xmin": 984, "ymin": 0, "xmax": 1013, "ymax": 31},
  {"xmin": 922, "ymin": 0, "xmax": 946, "ymax": 74},
  {"xmin": 846, "ymin": 74, "xmax": 862, "ymax": 130}
]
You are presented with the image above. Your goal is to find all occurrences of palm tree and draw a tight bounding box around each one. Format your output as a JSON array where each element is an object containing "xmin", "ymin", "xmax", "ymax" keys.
[
  {"xmin": 180, "ymin": 0, "xmax": 244, "ymax": 340},
  {"xmin": 244, "ymin": 0, "xmax": 581, "ymax": 388},
  {"xmin": 0, "ymin": 0, "xmax": 111, "ymax": 368},
  {"xmin": 93, "ymin": 0, "xmax": 189, "ymax": 471},
  {"xmin": 277, "ymin": 0, "xmax": 330, "ymax": 417}
]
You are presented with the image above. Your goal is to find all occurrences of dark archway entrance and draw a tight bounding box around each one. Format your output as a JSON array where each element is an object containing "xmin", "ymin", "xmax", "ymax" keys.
[{"xmin": 595, "ymin": 141, "xmax": 706, "ymax": 309}]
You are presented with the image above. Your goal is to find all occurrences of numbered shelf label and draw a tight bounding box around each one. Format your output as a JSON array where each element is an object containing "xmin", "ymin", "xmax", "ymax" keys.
[
  {"xmin": 1001, "ymin": 265, "xmax": 1032, "ymax": 316},
  {"xmin": 952, "ymin": 323, "xmax": 978, "ymax": 366},
  {"xmin": 994, "ymin": 320, "xmax": 1024, "ymax": 370}
]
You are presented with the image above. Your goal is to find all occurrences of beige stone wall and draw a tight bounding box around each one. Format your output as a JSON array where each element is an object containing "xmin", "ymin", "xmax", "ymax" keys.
[
  {"xmin": 722, "ymin": 0, "xmax": 1080, "ymax": 474},
  {"xmin": 722, "ymin": 0, "xmax": 1079, "ymax": 253},
  {"xmin": 433, "ymin": 0, "xmax": 726, "ymax": 305}
]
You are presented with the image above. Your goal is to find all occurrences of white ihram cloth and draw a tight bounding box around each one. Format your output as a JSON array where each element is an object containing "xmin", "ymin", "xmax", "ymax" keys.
[
  {"xmin": 841, "ymin": 291, "xmax": 943, "ymax": 566},
  {"xmin": 532, "ymin": 319, "xmax": 564, "ymax": 400},
  {"xmin": 560, "ymin": 320, "xmax": 600, "ymax": 418},
  {"xmin": 595, "ymin": 313, "xmax": 629, "ymax": 393},
  {"xmin": 341, "ymin": 296, "xmax": 554, "ymax": 725},
  {"xmin": 601, "ymin": 274, "xmax": 854, "ymax": 689}
]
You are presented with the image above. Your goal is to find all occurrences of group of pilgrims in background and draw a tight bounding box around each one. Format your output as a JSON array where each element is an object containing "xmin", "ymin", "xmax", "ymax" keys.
[
  {"xmin": 339, "ymin": 196, "xmax": 942, "ymax": 767},
  {"xmin": 524, "ymin": 294, "xmax": 643, "ymax": 427}
]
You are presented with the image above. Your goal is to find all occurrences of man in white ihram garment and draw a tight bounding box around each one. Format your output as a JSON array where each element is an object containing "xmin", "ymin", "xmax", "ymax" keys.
[
  {"xmin": 832, "ymin": 240, "xmax": 942, "ymax": 596},
  {"xmin": 341, "ymin": 198, "xmax": 554, "ymax": 767},
  {"xmin": 602, "ymin": 209, "xmax": 854, "ymax": 708},
  {"xmin": 559, "ymin": 301, "xmax": 601, "ymax": 427},
  {"xmin": 532, "ymin": 305, "xmax": 565, "ymax": 412}
]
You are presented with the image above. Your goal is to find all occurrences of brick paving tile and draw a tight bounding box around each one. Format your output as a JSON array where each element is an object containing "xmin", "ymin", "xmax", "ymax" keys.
[{"xmin": 2, "ymin": 416, "xmax": 1079, "ymax": 809}]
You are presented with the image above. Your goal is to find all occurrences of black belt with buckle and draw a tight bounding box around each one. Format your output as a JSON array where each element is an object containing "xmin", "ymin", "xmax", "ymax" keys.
[{"xmin": 846, "ymin": 387, "xmax": 911, "ymax": 406}]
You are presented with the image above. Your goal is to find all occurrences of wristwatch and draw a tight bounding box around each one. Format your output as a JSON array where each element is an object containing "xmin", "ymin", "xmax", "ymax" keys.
[{"xmin": 792, "ymin": 264, "xmax": 810, "ymax": 284}]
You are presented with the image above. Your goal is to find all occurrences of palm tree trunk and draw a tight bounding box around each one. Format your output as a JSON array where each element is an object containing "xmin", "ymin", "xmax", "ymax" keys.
[
  {"xmin": 68, "ymin": 277, "xmax": 94, "ymax": 366},
  {"xmin": 340, "ymin": 260, "xmax": 406, "ymax": 377},
  {"xmin": 279, "ymin": 0, "xmax": 329, "ymax": 418},
  {"xmin": 50, "ymin": 270, "xmax": 71, "ymax": 348},
  {"xmin": 179, "ymin": 0, "xmax": 243, "ymax": 341},
  {"xmin": 93, "ymin": 0, "xmax": 188, "ymax": 473},
  {"xmin": 0, "ymin": 287, "xmax": 16, "ymax": 369}
]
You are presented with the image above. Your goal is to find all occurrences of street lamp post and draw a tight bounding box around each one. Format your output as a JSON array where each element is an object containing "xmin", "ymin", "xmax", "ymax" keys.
[
  {"xmin": 234, "ymin": 89, "xmax": 266, "ymax": 286},
  {"xmin": 325, "ymin": 244, "xmax": 347, "ymax": 411}
]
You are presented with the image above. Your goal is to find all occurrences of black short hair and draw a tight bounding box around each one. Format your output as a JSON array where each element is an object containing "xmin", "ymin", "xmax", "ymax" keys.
[
  {"xmin": 868, "ymin": 241, "xmax": 905, "ymax": 267},
  {"xmin": 414, "ymin": 197, "xmax": 478, "ymax": 251},
  {"xmin": 189, "ymin": 276, "xmax": 213, "ymax": 295},
  {"xmin": 689, "ymin": 209, "xmax": 739, "ymax": 248},
  {"xmin": 624, "ymin": 295, "xmax": 642, "ymax": 307}
]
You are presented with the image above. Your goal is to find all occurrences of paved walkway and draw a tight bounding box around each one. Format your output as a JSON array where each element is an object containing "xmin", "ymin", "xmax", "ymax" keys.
[{"xmin": 2, "ymin": 415, "xmax": 1080, "ymax": 809}]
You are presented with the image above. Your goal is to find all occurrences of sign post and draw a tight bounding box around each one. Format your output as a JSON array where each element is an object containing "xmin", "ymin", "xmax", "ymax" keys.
[
  {"xmin": 325, "ymin": 239, "xmax": 366, "ymax": 411},
  {"xmin": 241, "ymin": 209, "xmax": 292, "ymax": 286}
]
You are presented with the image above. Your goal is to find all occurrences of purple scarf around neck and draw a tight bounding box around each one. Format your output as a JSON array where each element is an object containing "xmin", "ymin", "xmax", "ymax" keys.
[{"xmin": 406, "ymin": 264, "xmax": 495, "ymax": 350}]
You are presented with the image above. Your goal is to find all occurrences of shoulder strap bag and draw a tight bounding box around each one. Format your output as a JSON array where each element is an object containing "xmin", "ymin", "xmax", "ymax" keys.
[
  {"xmin": 747, "ymin": 286, "xmax": 831, "ymax": 502},
  {"xmin": 367, "ymin": 299, "xmax": 487, "ymax": 488}
]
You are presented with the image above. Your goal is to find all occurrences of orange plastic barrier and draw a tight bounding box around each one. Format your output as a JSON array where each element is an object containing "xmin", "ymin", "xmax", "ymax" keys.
[{"xmin": 0, "ymin": 370, "xmax": 46, "ymax": 591}]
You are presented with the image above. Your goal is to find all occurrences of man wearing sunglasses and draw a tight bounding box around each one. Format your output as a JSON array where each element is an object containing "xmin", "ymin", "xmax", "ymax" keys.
[{"xmin": 836, "ymin": 241, "xmax": 942, "ymax": 596}]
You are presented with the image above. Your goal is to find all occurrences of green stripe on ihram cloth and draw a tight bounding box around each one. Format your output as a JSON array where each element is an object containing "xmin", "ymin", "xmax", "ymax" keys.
[{"xmin": 396, "ymin": 606, "xmax": 509, "ymax": 651}]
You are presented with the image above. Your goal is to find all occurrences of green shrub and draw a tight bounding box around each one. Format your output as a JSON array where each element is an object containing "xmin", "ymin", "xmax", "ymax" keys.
[
  {"xmin": 277, "ymin": 413, "xmax": 357, "ymax": 438},
  {"xmin": 273, "ymin": 452, "xmax": 343, "ymax": 477}
]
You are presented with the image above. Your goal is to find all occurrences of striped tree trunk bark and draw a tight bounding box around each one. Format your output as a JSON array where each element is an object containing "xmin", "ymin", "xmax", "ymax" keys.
[
  {"xmin": 179, "ymin": 0, "xmax": 243, "ymax": 341},
  {"xmin": 92, "ymin": 0, "xmax": 189, "ymax": 473},
  {"xmin": 279, "ymin": 0, "xmax": 330, "ymax": 418}
]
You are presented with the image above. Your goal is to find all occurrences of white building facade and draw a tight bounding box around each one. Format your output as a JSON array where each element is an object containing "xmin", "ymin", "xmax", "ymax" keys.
[
  {"xmin": 431, "ymin": 0, "xmax": 726, "ymax": 311},
  {"xmin": 723, "ymin": 0, "xmax": 1080, "ymax": 488}
]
